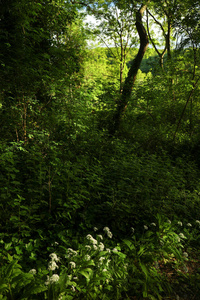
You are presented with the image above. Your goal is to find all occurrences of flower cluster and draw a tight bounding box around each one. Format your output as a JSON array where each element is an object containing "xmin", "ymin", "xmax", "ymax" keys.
[
  {"xmin": 179, "ymin": 233, "xmax": 186, "ymax": 239},
  {"xmin": 86, "ymin": 234, "xmax": 99, "ymax": 250},
  {"xmin": 69, "ymin": 261, "xmax": 76, "ymax": 269},
  {"xmin": 29, "ymin": 269, "xmax": 37, "ymax": 275},
  {"xmin": 48, "ymin": 260, "xmax": 59, "ymax": 271},
  {"xmin": 99, "ymin": 242, "xmax": 105, "ymax": 251},
  {"xmin": 103, "ymin": 227, "xmax": 113, "ymax": 238},
  {"xmin": 48, "ymin": 253, "xmax": 60, "ymax": 271},
  {"xmin": 97, "ymin": 234, "xmax": 103, "ymax": 240},
  {"xmin": 49, "ymin": 253, "xmax": 60, "ymax": 262},
  {"xmin": 84, "ymin": 254, "xmax": 91, "ymax": 261},
  {"xmin": 45, "ymin": 274, "xmax": 60, "ymax": 285},
  {"xmin": 46, "ymin": 253, "xmax": 60, "ymax": 285},
  {"xmin": 67, "ymin": 248, "xmax": 78, "ymax": 257},
  {"xmin": 85, "ymin": 245, "xmax": 91, "ymax": 250}
]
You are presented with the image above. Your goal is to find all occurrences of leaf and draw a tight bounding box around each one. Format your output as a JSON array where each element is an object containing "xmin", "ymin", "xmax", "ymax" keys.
[
  {"xmin": 123, "ymin": 239, "xmax": 135, "ymax": 251},
  {"xmin": 78, "ymin": 268, "xmax": 93, "ymax": 282},
  {"xmin": 0, "ymin": 284, "xmax": 8, "ymax": 293},
  {"xmin": 139, "ymin": 261, "xmax": 149, "ymax": 278},
  {"xmin": 138, "ymin": 245, "xmax": 146, "ymax": 257}
]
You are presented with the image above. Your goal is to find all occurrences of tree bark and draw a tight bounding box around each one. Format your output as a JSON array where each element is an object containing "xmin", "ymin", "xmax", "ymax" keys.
[{"xmin": 110, "ymin": 3, "xmax": 149, "ymax": 135}]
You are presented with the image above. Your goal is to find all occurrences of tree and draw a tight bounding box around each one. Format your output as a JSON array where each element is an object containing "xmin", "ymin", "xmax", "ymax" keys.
[
  {"xmin": 172, "ymin": 0, "xmax": 200, "ymax": 140},
  {"xmin": 110, "ymin": 2, "xmax": 149, "ymax": 135},
  {"xmin": 146, "ymin": 0, "xmax": 188, "ymax": 68},
  {"xmin": 88, "ymin": 1, "xmax": 137, "ymax": 93},
  {"xmin": 0, "ymin": 0, "xmax": 85, "ymax": 143}
]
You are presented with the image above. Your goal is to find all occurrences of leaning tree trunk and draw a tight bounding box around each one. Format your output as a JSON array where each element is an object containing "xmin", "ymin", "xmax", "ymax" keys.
[{"xmin": 110, "ymin": 4, "xmax": 149, "ymax": 135}]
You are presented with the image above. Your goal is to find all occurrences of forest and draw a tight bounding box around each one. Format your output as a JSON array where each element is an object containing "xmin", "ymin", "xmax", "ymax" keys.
[{"xmin": 0, "ymin": 0, "xmax": 200, "ymax": 299}]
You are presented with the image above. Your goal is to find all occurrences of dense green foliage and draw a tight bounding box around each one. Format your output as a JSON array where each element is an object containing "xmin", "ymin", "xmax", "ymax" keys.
[{"xmin": 0, "ymin": 0, "xmax": 200, "ymax": 299}]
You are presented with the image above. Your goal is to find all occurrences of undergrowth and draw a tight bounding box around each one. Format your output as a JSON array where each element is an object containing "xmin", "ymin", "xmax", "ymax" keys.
[{"xmin": 1, "ymin": 214, "xmax": 200, "ymax": 299}]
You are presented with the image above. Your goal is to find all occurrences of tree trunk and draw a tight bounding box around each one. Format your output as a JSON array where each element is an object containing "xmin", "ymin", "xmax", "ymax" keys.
[
  {"xmin": 110, "ymin": 4, "xmax": 149, "ymax": 135},
  {"xmin": 120, "ymin": 33, "xmax": 124, "ymax": 93},
  {"xmin": 166, "ymin": 19, "xmax": 171, "ymax": 59}
]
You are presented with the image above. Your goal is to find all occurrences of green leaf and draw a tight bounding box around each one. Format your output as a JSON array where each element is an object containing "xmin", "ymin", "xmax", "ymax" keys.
[
  {"xmin": 78, "ymin": 268, "xmax": 93, "ymax": 282},
  {"xmin": 123, "ymin": 239, "xmax": 135, "ymax": 251},
  {"xmin": 139, "ymin": 261, "xmax": 149, "ymax": 278}
]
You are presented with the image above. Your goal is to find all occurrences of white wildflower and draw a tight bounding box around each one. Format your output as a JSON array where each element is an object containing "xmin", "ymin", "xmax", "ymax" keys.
[
  {"xmin": 73, "ymin": 277, "xmax": 78, "ymax": 280},
  {"xmin": 84, "ymin": 254, "xmax": 91, "ymax": 261},
  {"xmin": 50, "ymin": 274, "xmax": 60, "ymax": 283},
  {"xmin": 48, "ymin": 260, "xmax": 59, "ymax": 271},
  {"xmin": 67, "ymin": 248, "xmax": 78, "ymax": 257},
  {"xmin": 71, "ymin": 285, "xmax": 76, "ymax": 292},
  {"xmin": 167, "ymin": 219, "xmax": 171, "ymax": 224},
  {"xmin": 69, "ymin": 261, "xmax": 76, "ymax": 269},
  {"xmin": 107, "ymin": 231, "xmax": 113, "ymax": 238},
  {"xmin": 97, "ymin": 234, "xmax": 103, "ymax": 240},
  {"xmin": 93, "ymin": 244, "xmax": 98, "ymax": 250},
  {"xmin": 99, "ymin": 242, "xmax": 105, "ymax": 251},
  {"xmin": 67, "ymin": 248, "xmax": 74, "ymax": 252},
  {"xmin": 144, "ymin": 225, "xmax": 148, "ymax": 230},
  {"xmin": 46, "ymin": 274, "xmax": 60, "ymax": 285},
  {"xmin": 103, "ymin": 227, "xmax": 113, "ymax": 238},
  {"xmin": 29, "ymin": 269, "xmax": 37, "ymax": 275},
  {"xmin": 94, "ymin": 227, "xmax": 98, "ymax": 231},
  {"xmin": 178, "ymin": 221, "xmax": 183, "ymax": 226},
  {"xmin": 106, "ymin": 259, "xmax": 111, "ymax": 266},
  {"xmin": 86, "ymin": 234, "xmax": 93, "ymax": 240},
  {"xmin": 187, "ymin": 223, "xmax": 192, "ymax": 227},
  {"xmin": 175, "ymin": 236, "xmax": 181, "ymax": 243},
  {"xmin": 49, "ymin": 253, "xmax": 60, "ymax": 262},
  {"xmin": 92, "ymin": 238, "xmax": 98, "ymax": 245},
  {"xmin": 179, "ymin": 233, "xmax": 186, "ymax": 239},
  {"xmin": 150, "ymin": 223, "xmax": 156, "ymax": 227},
  {"xmin": 86, "ymin": 234, "xmax": 98, "ymax": 245},
  {"xmin": 85, "ymin": 245, "xmax": 91, "ymax": 250},
  {"xmin": 102, "ymin": 269, "xmax": 107, "ymax": 272},
  {"xmin": 112, "ymin": 248, "xmax": 118, "ymax": 253},
  {"xmin": 99, "ymin": 257, "xmax": 105, "ymax": 265},
  {"xmin": 196, "ymin": 220, "xmax": 200, "ymax": 225},
  {"xmin": 106, "ymin": 248, "xmax": 111, "ymax": 253},
  {"xmin": 131, "ymin": 227, "xmax": 135, "ymax": 233},
  {"xmin": 99, "ymin": 257, "xmax": 105, "ymax": 262},
  {"xmin": 183, "ymin": 252, "xmax": 188, "ymax": 258}
]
